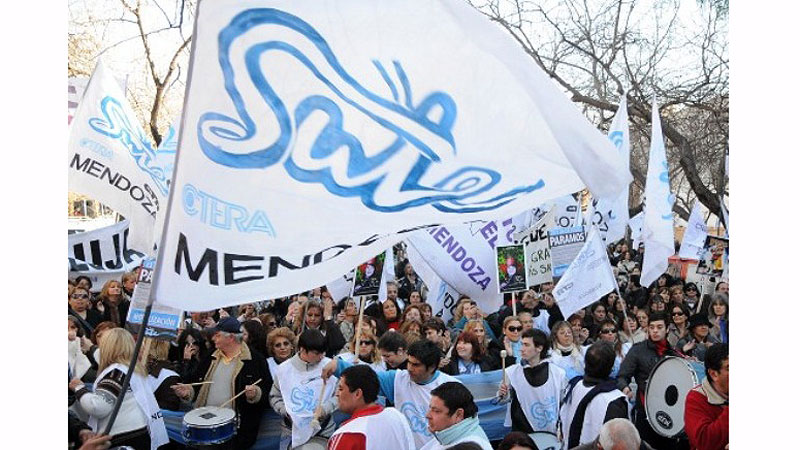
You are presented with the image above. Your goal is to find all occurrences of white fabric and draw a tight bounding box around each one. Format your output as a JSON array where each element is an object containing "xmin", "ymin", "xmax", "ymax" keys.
[
  {"xmin": 553, "ymin": 226, "xmax": 618, "ymax": 318},
  {"xmin": 629, "ymin": 212, "xmax": 644, "ymax": 249},
  {"xmin": 337, "ymin": 352, "xmax": 387, "ymax": 372},
  {"xmin": 532, "ymin": 310, "xmax": 551, "ymax": 336},
  {"xmin": 560, "ymin": 382, "xmax": 625, "ymax": 446},
  {"xmin": 68, "ymin": 220, "xmax": 147, "ymax": 290},
  {"xmin": 641, "ymin": 98, "xmax": 676, "ymax": 287},
  {"xmin": 406, "ymin": 240, "xmax": 460, "ymax": 323},
  {"xmin": 276, "ymin": 356, "xmax": 337, "ymax": 448},
  {"xmin": 548, "ymin": 346, "xmax": 587, "ymax": 378},
  {"xmin": 504, "ymin": 362, "xmax": 566, "ymax": 434},
  {"xmin": 592, "ymin": 96, "xmax": 631, "ymax": 243},
  {"xmin": 553, "ymin": 194, "xmax": 582, "ymax": 228},
  {"xmin": 378, "ymin": 247, "xmax": 396, "ymax": 301},
  {"xmin": 151, "ymin": 0, "xmax": 631, "ymax": 309},
  {"xmin": 330, "ymin": 407, "xmax": 415, "ymax": 450},
  {"xmin": 68, "ymin": 61, "xmax": 169, "ymax": 253},
  {"xmin": 267, "ymin": 356, "xmax": 280, "ymax": 381},
  {"xmin": 419, "ymin": 434, "xmax": 493, "ymax": 450},
  {"xmin": 394, "ymin": 370, "xmax": 458, "ymax": 449},
  {"xmin": 68, "ymin": 339, "xmax": 91, "ymax": 381},
  {"xmin": 679, "ymin": 202, "xmax": 708, "ymax": 260},
  {"xmin": 89, "ymin": 363, "xmax": 169, "ymax": 450},
  {"xmin": 514, "ymin": 209, "xmax": 555, "ymax": 287},
  {"xmin": 146, "ymin": 367, "xmax": 179, "ymax": 393}
]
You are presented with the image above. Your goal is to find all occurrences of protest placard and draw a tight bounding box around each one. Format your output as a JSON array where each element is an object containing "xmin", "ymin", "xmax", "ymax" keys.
[
  {"xmin": 549, "ymin": 226, "xmax": 587, "ymax": 279},
  {"xmin": 495, "ymin": 245, "xmax": 528, "ymax": 293},
  {"xmin": 352, "ymin": 253, "xmax": 386, "ymax": 297},
  {"xmin": 696, "ymin": 235, "xmax": 729, "ymax": 277},
  {"xmin": 126, "ymin": 258, "xmax": 183, "ymax": 341},
  {"xmin": 513, "ymin": 210, "xmax": 554, "ymax": 287}
]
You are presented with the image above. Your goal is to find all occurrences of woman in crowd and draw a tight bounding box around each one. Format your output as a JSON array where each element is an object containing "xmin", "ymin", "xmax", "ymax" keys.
[
  {"xmin": 241, "ymin": 319, "xmax": 269, "ymax": 358},
  {"xmin": 258, "ymin": 312, "xmax": 278, "ymax": 336},
  {"xmin": 75, "ymin": 276, "xmax": 95, "ymax": 301},
  {"xmin": 619, "ymin": 314, "xmax": 646, "ymax": 345},
  {"xmin": 549, "ymin": 320, "xmax": 586, "ymax": 380},
  {"xmin": 292, "ymin": 299, "xmax": 346, "ymax": 357},
  {"xmin": 379, "ymin": 297, "xmax": 402, "ymax": 331},
  {"xmin": 121, "ymin": 271, "xmax": 137, "ymax": 297},
  {"xmin": 617, "ymin": 251, "xmax": 636, "ymax": 275},
  {"xmin": 441, "ymin": 331, "xmax": 497, "ymax": 375},
  {"xmin": 595, "ymin": 319, "xmax": 631, "ymax": 379},
  {"xmin": 647, "ymin": 295, "xmax": 667, "ymax": 315},
  {"xmin": 237, "ymin": 303, "xmax": 258, "ymax": 322},
  {"xmin": 447, "ymin": 297, "xmax": 473, "ymax": 329},
  {"xmin": 172, "ymin": 327, "xmax": 209, "ymax": 381},
  {"xmin": 603, "ymin": 292, "xmax": 620, "ymax": 311},
  {"xmin": 667, "ymin": 303, "xmax": 691, "ymax": 347},
  {"xmin": 585, "ymin": 302, "xmax": 610, "ymax": 337},
  {"xmin": 419, "ymin": 303, "xmax": 433, "ymax": 323},
  {"xmin": 707, "ymin": 293, "xmax": 729, "ymax": 343},
  {"xmin": 568, "ymin": 313, "xmax": 591, "ymax": 346},
  {"xmin": 399, "ymin": 304, "xmax": 424, "ymax": 327},
  {"xmin": 265, "ymin": 327, "xmax": 296, "ymax": 384},
  {"xmin": 145, "ymin": 340, "xmax": 182, "ymax": 411},
  {"xmin": 69, "ymin": 328, "xmax": 168, "ymax": 449},
  {"xmin": 408, "ymin": 290, "xmax": 423, "ymax": 305},
  {"xmin": 611, "ymin": 296, "xmax": 631, "ymax": 324},
  {"xmin": 68, "ymin": 285, "xmax": 102, "ymax": 336},
  {"xmin": 677, "ymin": 314, "xmax": 720, "ymax": 362},
  {"xmin": 501, "ymin": 316, "xmax": 525, "ymax": 362},
  {"xmin": 85, "ymin": 321, "xmax": 118, "ymax": 373},
  {"xmin": 399, "ymin": 318, "xmax": 424, "ymax": 346},
  {"xmin": 683, "ymin": 282, "xmax": 701, "ymax": 311},
  {"xmin": 68, "ymin": 316, "xmax": 92, "ymax": 382},
  {"xmin": 336, "ymin": 297, "xmax": 359, "ymax": 343},
  {"xmin": 668, "ymin": 285, "xmax": 686, "ymax": 307},
  {"xmin": 338, "ymin": 330, "xmax": 386, "ymax": 372},
  {"xmin": 96, "ymin": 279, "xmax": 130, "ymax": 327}
]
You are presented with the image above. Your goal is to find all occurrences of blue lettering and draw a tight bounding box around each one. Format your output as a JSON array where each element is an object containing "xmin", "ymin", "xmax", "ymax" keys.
[{"xmin": 181, "ymin": 184, "xmax": 277, "ymax": 235}]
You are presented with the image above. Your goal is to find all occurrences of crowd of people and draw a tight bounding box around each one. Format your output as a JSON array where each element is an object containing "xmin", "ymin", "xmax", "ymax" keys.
[{"xmin": 67, "ymin": 240, "xmax": 729, "ymax": 450}]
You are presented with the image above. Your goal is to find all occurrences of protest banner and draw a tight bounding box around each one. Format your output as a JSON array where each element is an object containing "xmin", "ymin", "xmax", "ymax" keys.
[
  {"xmin": 126, "ymin": 258, "xmax": 183, "ymax": 341},
  {"xmin": 68, "ymin": 220, "xmax": 147, "ymax": 292},
  {"xmin": 678, "ymin": 201, "xmax": 708, "ymax": 260},
  {"xmin": 352, "ymin": 253, "xmax": 386, "ymax": 297},
  {"xmin": 696, "ymin": 235, "xmax": 729, "ymax": 277},
  {"xmin": 641, "ymin": 98, "xmax": 676, "ymax": 287},
  {"xmin": 553, "ymin": 226, "xmax": 617, "ymax": 319},
  {"xmin": 377, "ymin": 247, "xmax": 396, "ymax": 302},
  {"xmin": 68, "ymin": 61, "xmax": 170, "ymax": 253},
  {"xmin": 513, "ymin": 210, "xmax": 554, "ymax": 287},
  {"xmin": 495, "ymin": 245, "xmax": 528, "ymax": 293},
  {"xmin": 549, "ymin": 226, "xmax": 587, "ymax": 279},
  {"xmin": 406, "ymin": 238, "xmax": 461, "ymax": 322},
  {"xmin": 150, "ymin": 0, "xmax": 630, "ymax": 309}
]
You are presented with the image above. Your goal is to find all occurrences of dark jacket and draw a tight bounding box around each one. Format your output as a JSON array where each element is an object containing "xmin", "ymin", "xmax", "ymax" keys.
[
  {"xmin": 100, "ymin": 296, "xmax": 131, "ymax": 327},
  {"xmin": 440, "ymin": 351, "xmax": 499, "ymax": 376},
  {"xmin": 616, "ymin": 339, "xmax": 682, "ymax": 409},
  {"xmin": 68, "ymin": 307, "xmax": 103, "ymax": 335},
  {"xmin": 188, "ymin": 343, "xmax": 270, "ymax": 449}
]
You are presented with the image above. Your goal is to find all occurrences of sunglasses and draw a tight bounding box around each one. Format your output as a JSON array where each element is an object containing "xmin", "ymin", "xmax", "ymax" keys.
[
  {"xmin": 267, "ymin": 322, "xmax": 277, "ymax": 327},
  {"xmin": 360, "ymin": 340, "xmax": 375, "ymax": 346},
  {"xmin": 672, "ymin": 312, "xmax": 685, "ymax": 316},
  {"xmin": 506, "ymin": 326, "xmax": 523, "ymax": 332},
  {"xmin": 71, "ymin": 294, "xmax": 89, "ymax": 299},
  {"xmin": 273, "ymin": 342, "xmax": 291, "ymax": 348},
  {"xmin": 600, "ymin": 328, "xmax": 616, "ymax": 334}
]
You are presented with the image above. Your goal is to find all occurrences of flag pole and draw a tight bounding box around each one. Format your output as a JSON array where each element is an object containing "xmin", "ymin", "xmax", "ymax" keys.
[{"xmin": 511, "ymin": 291, "xmax": 517, "ymax": 316}]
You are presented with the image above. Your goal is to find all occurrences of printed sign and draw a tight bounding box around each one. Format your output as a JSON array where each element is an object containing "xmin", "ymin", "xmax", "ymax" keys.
[
  {"xmin": 495, "ymin": 245, "xmax": 528, "ymax": 293},
  {"xmin": 548, "ymin": 226, "xmax": 587, "ymax": 279},
  {"xmin": 126, "ymin": 258, "xmax": 183, "ymax": 341},
  {"xmin": 352, "ymin": 253, "xmax": 386, "ymax": 297},
  {"xmin": 696, "ymin": 236, "xmax": 728, "ymax": 277},
  {"xmin": 513, "ymin": 210, "xmax": 554, "ymax": 287}
]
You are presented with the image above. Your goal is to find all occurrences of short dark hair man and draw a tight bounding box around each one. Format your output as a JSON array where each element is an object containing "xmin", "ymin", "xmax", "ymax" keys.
[
  {"xmin": 560, "ymin": 341, "xmax": 628, "ymax": 448},
  {"xmin": 324, "ymin": 339, "xmax": 460, "ymax": 449},
  {"xmin": 684, "ymin": 343, "xmax": 728, "ymax": 450},
  {"xmin": 328, "ymin": 365, "xmax": 415, "ymax": 450},
  {"xmin": 378, "ymin": 331, "xmax": 409, "ymax": 370},
  {"xmin": 422, "ymin": 382, "xmax": 491, "ymax": 449}
]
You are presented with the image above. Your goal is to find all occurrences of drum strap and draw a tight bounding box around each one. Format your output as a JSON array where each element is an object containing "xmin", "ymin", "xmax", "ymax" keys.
[{"xmin": 567, "ymin": 380, "xmax": 618, "ymax": 449}]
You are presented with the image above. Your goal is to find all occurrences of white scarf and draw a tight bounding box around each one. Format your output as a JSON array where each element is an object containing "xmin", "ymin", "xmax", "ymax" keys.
[{"xmin": 90, "ymin": 363, "xmax": 169, "ymax": 450}]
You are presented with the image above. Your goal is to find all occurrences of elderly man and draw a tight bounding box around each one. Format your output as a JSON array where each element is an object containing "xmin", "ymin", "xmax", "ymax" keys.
[
  {"xmin": 684, "ymin": 343, "xmax": 728, "ymax": 450},
  {"xmin": 173, "ymin": 317, "xmax": 269, "ymax": 449},
  {"xmin": 421, "ymin": 382, "xmax": 492, "ymax": 450},
  {"xmin": 328, "ymin": 365, "xmax": 415, "ymax": 450},
  {"xmin": 561, "ymin": 341, "xmax": 628, "ymax": 448},
  {"xmin": 570, "ymin": 418, "xmax": 655, "ymax": 450}
]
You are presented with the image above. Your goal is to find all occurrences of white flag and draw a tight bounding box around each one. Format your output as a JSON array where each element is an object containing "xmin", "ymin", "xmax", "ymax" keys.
[
  {"xmin": 629, "ymin": 211, "xmax": 645, "ymax": 249},
  {"xmin": 152, "ymin": 0, "xmax": 630, "ymax": 309},
  {"xmin": 678, "ymin": 202, "xmax": 707, "ymax": 260},
  {"xmin": 553, "ymin": 226, "xmax": 617, "ymax": 319},
  {"xmin": 641, "ymin": 98, "xmax": 676, "ymax": 287},
  {"xmin": 592, "ymin": 96, "xmax": 631, "ymax": 243},
  {"xmin": 553, "ymin": 194, "xmax": 582, "ymax": 228},
  {"xmin": 68, "ymin": 61, "xmax": 169, "ymax": 253},
  {"xmin": 406, "ymin": 241, "xmax": 460, "ymax": 323},
  {"xmin": 377, "ymin": 247, "xmax": 396, "ymax": 302}
]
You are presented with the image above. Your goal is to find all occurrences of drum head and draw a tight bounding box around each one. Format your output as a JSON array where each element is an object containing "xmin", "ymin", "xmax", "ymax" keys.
[
  {"xmin": 645, "ymin": 357, "xmax": 702, "ymax": 438},
  {"xmin": 528, "ymin": 432, "xmax": 561, "ymax": 450},
  {"xmin": 183, "ymin": 406, "xmax": 237, "ymax": 427}
]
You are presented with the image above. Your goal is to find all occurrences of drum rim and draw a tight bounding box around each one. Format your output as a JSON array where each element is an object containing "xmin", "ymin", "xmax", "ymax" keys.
[{"xmin": 644, "ymin": 356, "xmax": 700, "ymax": 438}]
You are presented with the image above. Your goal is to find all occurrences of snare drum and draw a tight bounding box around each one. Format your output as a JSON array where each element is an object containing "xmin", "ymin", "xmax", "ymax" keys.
[
  {"xmin": 182, "ymin": 406, "xmax": 238, "ymax": 449},
  {"xmin": 529, "ymin": 431, "xmax": 561, "ymax": 450},
  {"xmin": 645, "ymin": 356, "xmax": 706, "ymax": 438}
]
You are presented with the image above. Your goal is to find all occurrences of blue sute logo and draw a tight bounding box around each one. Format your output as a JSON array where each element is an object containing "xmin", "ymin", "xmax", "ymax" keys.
[
  {"xmin": 530, "ymin": 396, "xmax": 558, "ymax": 429},
  {"xmin": 289, "ymin": 385, "xmax": 317, "ymax": 413},
  {"xmin": 89, "ymin": 96, "xmax": 171, "ymax": 196},
  {"xmin": 400, "ymin": 402, "xmax": 431, "ymax": 436},
  {"xmin": 197, "ymin": 8, "xmax": 544, "ymax": 213},
  {"xmin": 609, "ymin": 131, "xmax": 624, "ymax": 150}
]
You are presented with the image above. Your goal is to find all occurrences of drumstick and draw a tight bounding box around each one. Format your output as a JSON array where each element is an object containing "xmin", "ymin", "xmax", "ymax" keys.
[
  {"xmin": 218, "ymin": 378, "xmax": 262, "ymax": 408},
  {"xmin": 312, "ymin": 377, "xmax": 328, "ymax": 422},
  {"xmin": 180, "ymin": 381, "xmax": 214, "ymax": 386},
  {"xmin": 501, "ymin": 350, "xmax": 508, "ymax": 386},
  {"xmin": 352, "ymin": 296, "xmax": 366, "ymax": 364}
]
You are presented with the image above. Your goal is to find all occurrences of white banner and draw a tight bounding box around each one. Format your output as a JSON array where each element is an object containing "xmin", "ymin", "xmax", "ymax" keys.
[
  {"xmin": 68, "ymin": 61, "xmax": 169, "ymax": 253},
  {"xmin": 513, "ymin": 209, "xmax": 555, "ymax": 286},
  {"xmin": 377, "ymin": 246, "xmax": 396, "ymax": 302},
  {"xmin": 592, "ymin": 96, "xmax": 631, "ymax": 243},
  {"xmin": 553, "ymin": 194, "xmax": 582, "ymax": 228},
  {"xmin": 629, "ymin": 211, "xmax": 644, "ymax": 249},
  {"xmin": 553, "ymin": 226, "xmax": 617, "ymax": 318},
  {"xmin": 152, "ymin": 0, "xmax": 630, "ymax": 309},
  {"xmin": 406, "ymin": 241, "xmax": 459, "ymax": 323},
  {"xmin": 68, "ymin": 220, "xmax": 147, "ymax": 291},
  {"xmin": 641, "ymin": 99, "xmax": 675, "ymax": 287},
  {"xmin": 678, "ymin": 202, "xmax": 707, "ymax": 260}
]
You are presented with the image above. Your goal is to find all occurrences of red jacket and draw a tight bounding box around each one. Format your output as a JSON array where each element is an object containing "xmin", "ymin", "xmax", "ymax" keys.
[
  {"xmin": 327, "ymin": 404, "xmax": 385, "ymax": 450},
  {"xmin": 684, "ymin": 379, "xmax": 728, "ymax": 450}
]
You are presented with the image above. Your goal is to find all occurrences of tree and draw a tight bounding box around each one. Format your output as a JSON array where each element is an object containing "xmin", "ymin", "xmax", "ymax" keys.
[{"xmin": 470, "ymin": 0, "xmax": 728, "ymax": 225}]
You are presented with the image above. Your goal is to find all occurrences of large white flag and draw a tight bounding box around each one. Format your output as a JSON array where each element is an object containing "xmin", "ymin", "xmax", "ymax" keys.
[
  {"xmin": 641, "ymin": 99, "xmax": 675, "ymax": 287},
  {"xmin": 553, "ymin": 226, "xmax": 617, "ymax": 318},
  {"xmin": 678, "ymin": 202, "xmax": 707, "ymax": 260},
  {"xmin": 629, "ymin": 211, "xmax": 644, "ymax": 249},
  {"xmin": 68, "ymin": 61, "xmax": 169, "ymax": 253},
  {"xmin": 377, "ymin": 246, "xmax": 396, "ymax": 302},
  {"xmin": 592, "ymin": 96, "xmax": 631, "ymax": 243},
  {"xmin": 406, "ymin": 241, "xmax": 460, "ymax": 323},
  {"xmin": 152, "ymin": 0, "xmax": 631, "ymax": 309}
]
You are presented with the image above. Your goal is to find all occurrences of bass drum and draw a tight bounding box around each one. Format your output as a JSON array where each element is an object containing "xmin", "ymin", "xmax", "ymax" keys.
[
  {"xmin": 644, "ymin": 356, "xmax": 705, "ymax": 438},
  {"xmin": 528, "ymin": 431, "xmax": 561, "ymax": 450}
]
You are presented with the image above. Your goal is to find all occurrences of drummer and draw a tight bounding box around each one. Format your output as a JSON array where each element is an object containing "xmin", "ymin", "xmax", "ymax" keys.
[
  {"xmin": 616, "ymin": 311, "xmax": 683, "ymax": 449},
  {"xmin": 173, "ymin": 317, "xmax": 269, "ymax": 449},
  {"xmin": 496, "ymin": 328, "xmax": 566, "ymax": 437}
]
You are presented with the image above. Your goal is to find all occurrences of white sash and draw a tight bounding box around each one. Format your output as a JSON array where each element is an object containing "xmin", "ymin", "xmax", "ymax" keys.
[
  {"xmin": 146, "ymin": 367, "xmax": 179, "ymax": 392},
  {"xmin": 276, "ymin": 357, "xmax": 337, "ymax": 448},
  {"xmin": 90, "ymin": 363, "xmax": 169, "ymax": 450},
  {"xmin": 330, "ymin": 407, "xmax": 415, "ymax": 450},
  {"xmin": 393, "ymin": 370, "xmax": 458, "ymax": 449},
  {"xmin": 505, "ymin": 362, "xmax": 566, "ymax": 434},
  {"xmin": 560, "ymin": 381, "xmax": 625, "ymax": 445},
  {"xmin": 267, "ymin": 357, "xmax": 279, "ymax": 381}
]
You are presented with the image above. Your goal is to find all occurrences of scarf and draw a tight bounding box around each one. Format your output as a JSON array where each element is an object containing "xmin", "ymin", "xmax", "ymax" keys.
[{"xmin": 653, "ymin": 339, "xmax": 668, "ymax": 356}]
